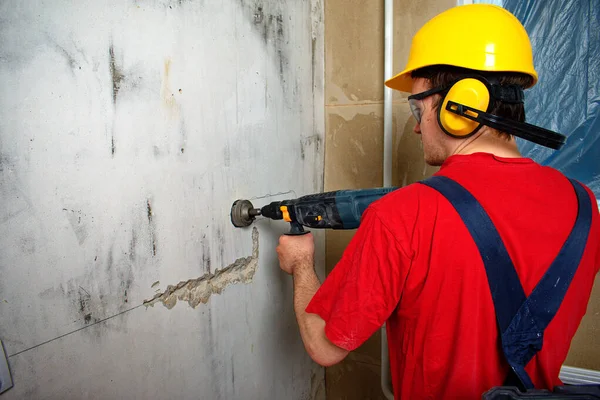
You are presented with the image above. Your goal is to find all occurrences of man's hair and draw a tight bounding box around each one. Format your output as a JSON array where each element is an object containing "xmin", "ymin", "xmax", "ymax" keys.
[{"xmin": 411, "ymin": 65, "xmax": 534, "ymax": 140}]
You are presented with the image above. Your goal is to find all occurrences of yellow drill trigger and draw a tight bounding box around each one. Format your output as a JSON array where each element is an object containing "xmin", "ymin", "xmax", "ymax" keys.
[{"xmin": 280, "ymin": 205, "xmax": 292, "ymax": 222}]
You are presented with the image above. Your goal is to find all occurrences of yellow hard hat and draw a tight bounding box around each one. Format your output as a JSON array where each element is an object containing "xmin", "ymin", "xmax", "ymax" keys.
[{"xmin": 385, "ymin": 4, "xmax": 538, "ymax": 93}]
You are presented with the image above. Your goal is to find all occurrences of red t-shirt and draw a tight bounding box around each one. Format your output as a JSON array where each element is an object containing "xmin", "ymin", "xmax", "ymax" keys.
[{"xmin": 306, "ymin": 153, "xmax": 600, "ymax": 399}]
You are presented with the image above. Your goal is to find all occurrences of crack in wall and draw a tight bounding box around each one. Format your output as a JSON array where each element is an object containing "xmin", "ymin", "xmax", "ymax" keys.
[
  {"xmin": 249, "ymin": 190, "xmax": 297, "ymax": 200},
  {"xmin": 143, "ymin": 227, "xmax": 259, "ymax": 309}
]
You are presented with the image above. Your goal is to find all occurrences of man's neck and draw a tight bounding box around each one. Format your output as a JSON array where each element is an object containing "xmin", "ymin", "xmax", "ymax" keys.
[{"xmin": 452, "ymin": 129, "xmax": 522, "ymax": 159}]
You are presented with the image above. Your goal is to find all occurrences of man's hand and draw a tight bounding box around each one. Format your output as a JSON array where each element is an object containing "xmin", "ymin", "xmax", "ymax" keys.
[
  {"xmin": 276, "ymin": 231, "xmax": 349, "ymax": 366},
  {"xmin": 276, "ymin": 233, "xmax": 315, "ymax": 275}
]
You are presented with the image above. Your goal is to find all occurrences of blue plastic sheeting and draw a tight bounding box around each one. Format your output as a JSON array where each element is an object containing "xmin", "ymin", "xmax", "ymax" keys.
[{"xmin": 503, "ymin": 0, "xmax": 600, "ymax": 200}]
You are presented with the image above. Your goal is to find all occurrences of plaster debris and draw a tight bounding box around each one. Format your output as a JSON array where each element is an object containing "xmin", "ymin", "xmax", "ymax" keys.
[{"xmin": 144, "ymin": 227, "xmax": 259, "ymax": 309}]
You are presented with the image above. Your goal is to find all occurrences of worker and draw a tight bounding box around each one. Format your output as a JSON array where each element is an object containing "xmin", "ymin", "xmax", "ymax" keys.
[{"xmin": 276, "ymin": 4, "xmax": 600, "ymax": 399}]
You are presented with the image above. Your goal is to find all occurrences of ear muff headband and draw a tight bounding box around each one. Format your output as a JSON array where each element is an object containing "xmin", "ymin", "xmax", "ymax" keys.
[
  {"xmin": 446, "ymin": 102, "xmax": 566, "ymax": 149},
  {"xmin": 438, "ymin": 76, "xmax": 567, "ymax": 150}
]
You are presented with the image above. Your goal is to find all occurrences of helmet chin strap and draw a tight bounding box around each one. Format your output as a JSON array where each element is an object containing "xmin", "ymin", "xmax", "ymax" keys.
[{"xmin": 488, "ymin": 83, "xmax": 525, "ymax": 104}]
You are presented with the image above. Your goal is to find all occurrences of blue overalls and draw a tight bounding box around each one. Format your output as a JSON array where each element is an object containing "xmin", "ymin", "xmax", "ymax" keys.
[{"xmin": 420, "ymin": 176, "xmax": 593, "ymax": 390}]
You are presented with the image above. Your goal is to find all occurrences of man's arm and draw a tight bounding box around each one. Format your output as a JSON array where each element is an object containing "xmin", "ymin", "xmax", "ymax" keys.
[{"xmin": 277, "ymin": 234, "xmax": 349, "ymax": 367}]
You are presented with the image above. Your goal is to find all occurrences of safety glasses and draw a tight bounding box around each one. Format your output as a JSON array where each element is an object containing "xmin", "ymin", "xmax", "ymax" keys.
[{"xmin": 407, "ymin": 85, "xmax": 450, "ymax": 124}]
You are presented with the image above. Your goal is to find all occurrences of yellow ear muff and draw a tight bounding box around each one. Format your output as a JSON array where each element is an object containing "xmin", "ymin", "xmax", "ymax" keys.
[{"xmin": 438, "ymin": 78, "xmax": 490, "ymax": 138}]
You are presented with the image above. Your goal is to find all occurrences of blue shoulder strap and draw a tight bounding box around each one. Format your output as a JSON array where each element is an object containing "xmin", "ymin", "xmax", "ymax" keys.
[{"xmin": 420, "ymin": 175, "xmax": 593, "ymax": 390}]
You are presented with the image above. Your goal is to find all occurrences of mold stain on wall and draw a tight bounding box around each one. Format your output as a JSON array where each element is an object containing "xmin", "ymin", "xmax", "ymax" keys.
[
  {"xmin": 108, "ymin": 41, "xmax": 124, "ymax": 157},
  {"xmin": 300, "ymin": 134, "xmax": 322, "ymax": 161},
  {"xmin": 239, "ymin": 1, "xmax": 291, "ymax": 89},
  {"xmin": 146, "ymin": 199, "xmax": 157, "ymax": 256}
]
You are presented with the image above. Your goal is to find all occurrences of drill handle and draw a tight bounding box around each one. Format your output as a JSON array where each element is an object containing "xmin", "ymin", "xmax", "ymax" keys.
[{"xmin": 285, "ymin": 221, "xmax": 309, "ymax": 236}]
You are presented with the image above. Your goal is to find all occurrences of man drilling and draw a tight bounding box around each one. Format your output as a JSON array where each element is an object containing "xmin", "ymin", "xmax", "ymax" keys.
[{"xmin": 276, "ymin": 4, "xmax": 600, "ymax": 399}]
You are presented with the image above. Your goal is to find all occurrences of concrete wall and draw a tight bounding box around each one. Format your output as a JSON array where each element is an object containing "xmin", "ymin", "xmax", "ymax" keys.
[{"xmin": 0, "ymin": 1, "xmax": 326, "ymax": 398}]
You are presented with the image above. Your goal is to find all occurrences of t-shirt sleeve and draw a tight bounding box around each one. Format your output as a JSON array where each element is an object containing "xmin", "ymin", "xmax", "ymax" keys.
[{"xmin": 305, "ymin": 206, "xmax": 413, "ymax": 351}]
